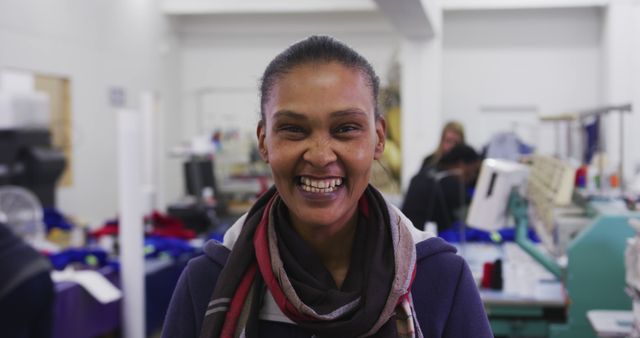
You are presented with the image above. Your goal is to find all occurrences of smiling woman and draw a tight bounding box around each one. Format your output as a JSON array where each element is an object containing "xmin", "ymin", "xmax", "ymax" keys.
[
  {"xmin": 162, "ymin": 36, "xmax": 493, "ymax": 338},
  {"xmin": 259, "ymin": 61, "xmax": 384, "ymax": 251}
]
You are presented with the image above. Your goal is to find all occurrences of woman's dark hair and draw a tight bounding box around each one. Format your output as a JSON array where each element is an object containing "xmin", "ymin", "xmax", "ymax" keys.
[
  {"xmin": 259, "ymin": 35, "xmax": 380, "ymax": 122},
  {"xmin": 439, "ymin": 144, "xmax": 481, "ymax": 167}
]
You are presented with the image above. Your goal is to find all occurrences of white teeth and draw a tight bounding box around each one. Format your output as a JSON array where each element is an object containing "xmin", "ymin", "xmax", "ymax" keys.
[{"xmin": 299, "ymin": 176, "xmax": 343, "ymax": 193}]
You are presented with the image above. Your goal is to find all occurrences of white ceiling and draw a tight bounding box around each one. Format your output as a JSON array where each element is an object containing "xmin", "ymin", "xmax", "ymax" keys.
[
  {"xmin": 161, "ymin": 0, "xmax": 610, "ymax": 40},
  {"xmin": 443, "ymin": 0, "xmax": 609, "ymax": 11},
  {"xmin": 373, "ymin": 0, "xmax": 434, "ymax": 38},
  {"xmin": 161, "ymin": 0, "xmax": 377, "ymax": 15},
  {"xmin": 162, "ymin": 0, "xmax": 434, "ymax": 39},
  {"xmin": 161, "ymin": 0, "xmax": 610, "ymax": 15}
]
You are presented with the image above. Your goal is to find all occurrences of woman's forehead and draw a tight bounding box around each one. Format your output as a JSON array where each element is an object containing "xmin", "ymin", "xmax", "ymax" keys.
[
  {"xmin": 264, "ymin": 62, "xmax": 375, "ymax": 117},
  {"xmin": 281, "ymin": 61, "xmax": 364, "ymax": 83}
]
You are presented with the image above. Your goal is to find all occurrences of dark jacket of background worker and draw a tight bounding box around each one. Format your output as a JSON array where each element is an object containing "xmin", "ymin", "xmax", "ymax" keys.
[{"xmin": 402, "ymin": 144, "xmax": 481, "ymax": 233}]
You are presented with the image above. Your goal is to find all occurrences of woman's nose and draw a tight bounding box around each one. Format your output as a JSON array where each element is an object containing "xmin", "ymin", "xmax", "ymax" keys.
[{"xmin": 303, "ymin": 137, "xmax": 337, "ymax": 167}]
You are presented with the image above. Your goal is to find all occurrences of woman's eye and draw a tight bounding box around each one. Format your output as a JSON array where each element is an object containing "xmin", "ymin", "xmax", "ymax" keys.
[
  {"xmin": 278, "ymin": 125, "xmax": 305, "ymax": 134},
  {"xmin": 334, "ymin": 125, "xmax": 359, "ymax": 134}
]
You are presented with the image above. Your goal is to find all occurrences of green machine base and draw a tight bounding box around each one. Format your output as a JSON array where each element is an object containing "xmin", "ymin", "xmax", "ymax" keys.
[
  {"xmin": 549, "ymin": 215, "xmax": 634, "ymax": 338},
  {"xmin": 504, "ymin": 192, "xmax": 636, "ymax": 338},
  {"xmin": 488, "ymin": 306, "xmax": 557, "ymax": 337}
]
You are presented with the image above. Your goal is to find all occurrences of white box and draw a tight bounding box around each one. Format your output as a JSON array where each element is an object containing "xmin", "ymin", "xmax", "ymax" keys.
[{"xmin": 0, "ymin": 91, "xmax": 50, "ymax": 129}]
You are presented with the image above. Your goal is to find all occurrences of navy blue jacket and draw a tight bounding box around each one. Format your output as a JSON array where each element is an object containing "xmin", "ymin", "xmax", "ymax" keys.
[{"xmin": 162, "ymin": 237, "xmax": 492, "ymax": 337}]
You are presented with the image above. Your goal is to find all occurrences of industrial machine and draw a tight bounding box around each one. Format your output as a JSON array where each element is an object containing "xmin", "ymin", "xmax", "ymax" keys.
[
  {"xmin": 0, "ymin": 128, "xmax": 66, "ymax": 208},
  {"xmin": 167, "ymin": 155, "xmax": 224, "ymax": 233},
  {"xmin": 467, "ymin": 155, "xmax": 639, "ymax": 337},
  {"xmin": 625, "ymin": 218, "xmax": 640, "ymax": 337}
]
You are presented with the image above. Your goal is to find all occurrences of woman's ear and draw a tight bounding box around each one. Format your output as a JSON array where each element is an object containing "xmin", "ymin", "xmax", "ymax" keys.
[
  {"xmin": 374, "ymin": 117, "xmax": 386, "ymax": 160},
  {"xmin": 257, "ymin": 121, "xmax": 269, "ymax": 163}
]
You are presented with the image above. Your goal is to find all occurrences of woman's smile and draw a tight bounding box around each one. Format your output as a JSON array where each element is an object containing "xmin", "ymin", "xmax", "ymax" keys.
[{"xmin": 297, "ymin": 176, "xmax": 343, "ymax": 193}]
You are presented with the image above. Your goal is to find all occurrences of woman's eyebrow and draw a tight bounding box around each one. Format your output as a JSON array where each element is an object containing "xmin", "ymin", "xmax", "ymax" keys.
[
  {"xmin": 330, "ymin": 109, "xmax": 368, "ymax": 119},
  {"xmin": 273, "ymin": 110, "xmax": 307, "ymax": 121},
  {"xmin": 273, "ymin": 109, "xmax": 368, "ymax": 120}
]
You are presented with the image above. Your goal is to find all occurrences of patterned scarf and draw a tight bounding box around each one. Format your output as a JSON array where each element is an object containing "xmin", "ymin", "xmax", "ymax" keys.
[{"xmin": 200, "ymin": 185, "xmax": 421, "ymax": 338}]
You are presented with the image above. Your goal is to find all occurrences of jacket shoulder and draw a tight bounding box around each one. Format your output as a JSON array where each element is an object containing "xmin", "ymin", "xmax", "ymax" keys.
[
  {"xmin": 415, "ymin": 236, "xmax": 458, "ymax": 260},
  {"xmin": 412, "ymin": 237, "xmax": 493, "ymax": 337},
  {"xmin": 193, "ymin": 239, "xmax": 230, "ymax": 270},
  {"xmin": 184, "ymin": 239, "xmax": 230, "ymax": 298},
  {"xmin": 162, "ymin": 240, "xmax": 230, "ymax": 338},
  {"xmin": 413, "ymin": 237, "xmax": 465, "ymax": 295}
]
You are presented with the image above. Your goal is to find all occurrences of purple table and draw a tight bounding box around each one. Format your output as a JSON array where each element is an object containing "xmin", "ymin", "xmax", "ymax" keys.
[{"xmin": 51, "ymin": 255, "xmax": 193, "ymax": 338}]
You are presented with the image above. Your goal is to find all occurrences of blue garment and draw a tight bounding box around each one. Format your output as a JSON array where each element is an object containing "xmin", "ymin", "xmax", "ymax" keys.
[
  {"xmin": 161, "ymin": 237, "xmax": 492, "ymax": 338},
  {"xmin": 48, "ymin": 247, "xmax": 109, "ymax": 270},
  {"xmin": 43, "ymin": 208, "xmax": 73, "ymax": 232},
  {"xmin": 144, "ymin": 236, "xmax": 198, "ymax": 259},
  {"xmin": 484, "ymin": 132, "xmax": 534, "ymax": 162},
  {"xmin": 439, "ymin": 222, "xmax": 540, "ymax": 244},
  {"xmin": 584, "ymin": 117, "xmax": 600, "ymax": 164}
]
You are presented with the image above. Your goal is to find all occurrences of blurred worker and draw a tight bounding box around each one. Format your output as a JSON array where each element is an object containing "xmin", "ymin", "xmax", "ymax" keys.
[
  {"xmin": 421, "ymin": 121, "xmax": 465, "ymax": 170},
  {"xmin": 436, "ymin": 143, "xmax": 482, "ymax": 213},
  {"xmin": 0, "ymin": 222, "xmax": 54, "ymax": 338},
  {"xmin": 402, "ymin": 143, "xmax": 481, "ymax": 233}
]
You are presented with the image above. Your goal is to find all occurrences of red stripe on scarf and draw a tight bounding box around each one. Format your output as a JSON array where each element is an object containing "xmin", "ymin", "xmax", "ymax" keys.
[
  {"xmin": 221, "ymin": 264, "xmax": 257, "ymax": 338},
  {"xmin": 397, "ymin": 263, "xmax": 418, "ymax": 305},
  {"xmin": 358, "ymin": 194, "xmax": 370, "ymax": 218},
  {"xmin": 253, "ymin": 196, "xmax": 313, "ymax": 322}
]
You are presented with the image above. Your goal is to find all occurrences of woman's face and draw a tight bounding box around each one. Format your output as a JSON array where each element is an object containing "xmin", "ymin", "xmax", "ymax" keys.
[
  {"xmin": 258, "ymin": 62, "xmax": 385, "ymax": 232},
  {"xmin": 440, "ymin": 130, "xmax": 462, "ymax": 154}
]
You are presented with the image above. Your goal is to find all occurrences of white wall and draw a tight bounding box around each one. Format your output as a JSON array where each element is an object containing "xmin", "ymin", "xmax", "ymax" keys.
[
  {"xmin": 400, "ymin": 1, "xmax": 444, "ymax": 191},
  {"xmin": 174, "ymin": 12, "xmax": 401, "ymax": 176},
  {"xmin": 175, "ymin": 8, "xmax": 612, "ymax": 190},
  {"xmin": 442, "ymin": 7, "xmax": 603, "ymax": 156},
  {"xmin": 0, "ymin": 0, "xmax": 179, "ymax": 226}
]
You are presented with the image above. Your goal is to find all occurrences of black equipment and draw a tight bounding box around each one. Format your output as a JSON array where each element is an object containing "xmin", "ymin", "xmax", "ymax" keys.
[{"xmin": 0, "ymin": 129, "xmax": 66, "ymax": 208}]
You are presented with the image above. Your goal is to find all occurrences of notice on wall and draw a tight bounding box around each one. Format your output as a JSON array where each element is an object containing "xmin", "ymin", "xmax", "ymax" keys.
[{"xmin": 109, "ymin": 87, "xmax": 126, "ymax": 108}]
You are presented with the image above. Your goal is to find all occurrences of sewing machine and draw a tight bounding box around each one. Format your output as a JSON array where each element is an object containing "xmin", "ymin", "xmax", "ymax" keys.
[{"xmin": 466, "ymin": 156, "xmax": 639, "ymax": 337}]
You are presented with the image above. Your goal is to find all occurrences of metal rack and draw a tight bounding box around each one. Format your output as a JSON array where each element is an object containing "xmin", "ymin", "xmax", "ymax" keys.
[{"xmin": 540, "ymin": 104, "xmax": 633, "ymax": 192}]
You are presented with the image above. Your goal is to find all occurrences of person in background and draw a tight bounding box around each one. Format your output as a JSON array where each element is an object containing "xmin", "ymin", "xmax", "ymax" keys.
[
  {"xmin": 162, "ymin": 35, "xmax": 491, "ymax": 338},
  {"xmin": 402, "ymin": 144, "xmax": 481, "ymax": 233},
  {"xmin": 421, "ymin": 121, "xmax": 465, "ymax": 171},
  {"xmin": 435, "ymin": 144, "xmax": 482, "ymax": 222},
  {"xmin": 0, "ymin": 222, "xmax": 54, "ymax": 338}
]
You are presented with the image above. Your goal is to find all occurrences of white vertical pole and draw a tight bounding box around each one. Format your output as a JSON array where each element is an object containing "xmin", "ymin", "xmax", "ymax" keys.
[
  {"xmin": 400, "ymin": 1, "xmax": 443, "ymax": 191},
  {"xmin": 154, "ymin": 93, "xmax": 166, "ymax": 210},
  {"xmin": 141, "ymin": 92, "xmax": 156, "ymax": 215},
  {"xmin": 118, "ymin": 109, "xmax": 146, "ymax": 338}
]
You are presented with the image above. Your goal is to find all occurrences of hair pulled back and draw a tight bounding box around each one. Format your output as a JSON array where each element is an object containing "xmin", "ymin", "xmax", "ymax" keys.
[{"xmin": 259, "ymin": 35, "xmax": 380, "ymax": 122}]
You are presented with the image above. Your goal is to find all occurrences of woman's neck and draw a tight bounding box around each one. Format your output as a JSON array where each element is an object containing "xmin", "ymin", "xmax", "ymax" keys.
[{"xmin": 290, "ymin": 211, "xmax": 358, "ymax": 289}]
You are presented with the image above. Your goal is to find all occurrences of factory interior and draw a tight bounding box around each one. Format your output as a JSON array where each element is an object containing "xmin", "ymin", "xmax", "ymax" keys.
[{"xmin": 1, "ymin": 0, "xmax": 640, "ymax": 337}]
